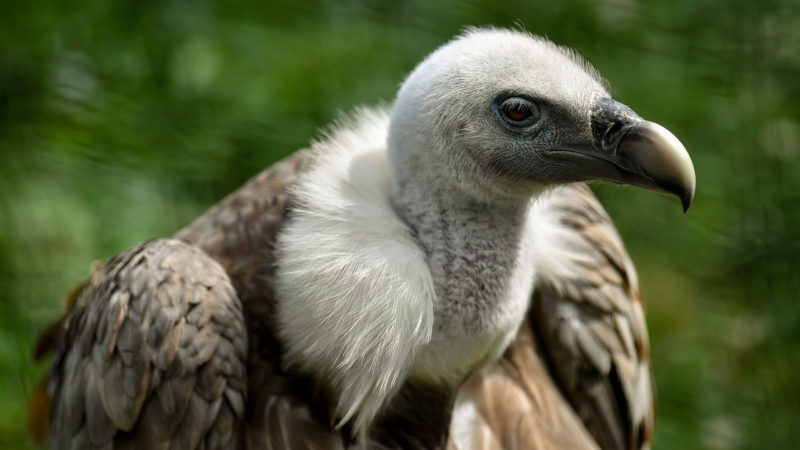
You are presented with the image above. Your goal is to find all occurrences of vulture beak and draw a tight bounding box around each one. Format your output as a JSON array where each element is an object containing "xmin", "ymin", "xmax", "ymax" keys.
[{"xmin": 552, "ymin": 98, "xmax": 696, "ymax": 212}]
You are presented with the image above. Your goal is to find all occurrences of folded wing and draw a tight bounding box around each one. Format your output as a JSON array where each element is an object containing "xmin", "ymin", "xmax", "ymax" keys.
[
  {"xmin": 44, "ymin": 239, "xmax": 248, "ymax": 449},
  {"xmin": 449, "ymin": 185, "xmax": 655, "ymax": 450}
]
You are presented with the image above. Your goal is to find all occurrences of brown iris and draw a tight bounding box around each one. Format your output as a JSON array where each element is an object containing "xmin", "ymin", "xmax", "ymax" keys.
[{"xmin": 498, "ymin": 97, "xmax": 540, "ymax": 127}]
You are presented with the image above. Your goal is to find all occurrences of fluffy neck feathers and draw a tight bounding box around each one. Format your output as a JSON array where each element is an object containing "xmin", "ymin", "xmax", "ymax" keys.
[{"xmin": 275, "ymin": 107, "xmax": 540, "ymax": 436}]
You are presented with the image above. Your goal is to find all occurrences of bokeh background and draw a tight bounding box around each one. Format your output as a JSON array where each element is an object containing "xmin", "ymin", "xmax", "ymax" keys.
[{"xmin": 2, "ymin": 0, "xmax": 799, "ymax": 448}]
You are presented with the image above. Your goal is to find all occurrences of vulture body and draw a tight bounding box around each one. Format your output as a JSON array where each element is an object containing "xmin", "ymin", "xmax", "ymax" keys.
[{"xmin": 31, "ymin": 29, "xmax": 695, "ymax": 449}]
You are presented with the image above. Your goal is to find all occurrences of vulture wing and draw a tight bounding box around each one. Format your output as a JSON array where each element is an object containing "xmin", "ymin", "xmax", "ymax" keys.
[
  {"xmin": 449, "ymin": 184, "xmax": 655, "ymax": 450},
  {"xmin": 174, "ymin": 150, "xmax": 351, "ymax": 448},
  {"xmin": 531, "ymin": 185, "xmax": 655, "ymax": 450},
  {"xmin": 38, "ymin": 239, "xmax": 248, "ymax": 449},
  {"xmin": 32, "ymin": 151, "xmax": 344, "ymax": 449}
]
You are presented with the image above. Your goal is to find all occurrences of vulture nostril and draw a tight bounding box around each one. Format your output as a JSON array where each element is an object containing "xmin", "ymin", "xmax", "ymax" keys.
[{"xmin": 604, "ymin": 122, "xmax": 625, "ymax": 149}]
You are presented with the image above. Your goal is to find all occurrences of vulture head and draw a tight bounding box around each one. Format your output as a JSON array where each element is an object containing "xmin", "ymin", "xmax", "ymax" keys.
[{"xmin": 389, "ymin": 28, "xmax": 695, "ymax": 210}]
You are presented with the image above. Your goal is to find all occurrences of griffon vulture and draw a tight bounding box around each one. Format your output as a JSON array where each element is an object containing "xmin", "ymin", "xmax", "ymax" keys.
[{"xmin": 30, "ymin": 28, "xmax": 696, "ymax": 450}]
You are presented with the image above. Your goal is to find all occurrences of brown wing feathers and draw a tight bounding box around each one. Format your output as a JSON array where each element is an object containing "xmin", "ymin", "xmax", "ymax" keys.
[
  {"xmin": 447, "ymin": 322, "xmax": 601, "ymax": 450},
  {"xmin": 529, "ymin": 185, "xmax": 655, "ymax": 450},
  {"xmin": 445, "ymin": 185, "xmax": 654, "ymax": 450},
  {"xmin": 40, "ymin": 239, "xmax": 248, "ymax": 449}
]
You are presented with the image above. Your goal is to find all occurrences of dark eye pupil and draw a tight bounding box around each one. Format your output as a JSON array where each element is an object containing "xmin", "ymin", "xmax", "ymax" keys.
[{"xmin": 507, "ymin": 105, "xmax": 530, "ymax": 120}]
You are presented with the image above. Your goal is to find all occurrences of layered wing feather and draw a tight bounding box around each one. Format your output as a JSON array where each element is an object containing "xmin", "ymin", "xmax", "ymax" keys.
[
  {"xmin": 529, "ymin": 185, "xmax": 655, "ymax": 450},
  {"xmin": 34, "ymin": 151, "xmax": 348, "ymax": 449},
  {"xmin": 173, "ymin": 151, "xmax": 349, "ymax": 448},
  {"xmin": 44, "ymin": 239, "xmax": 248, "ymax": 449},
  {"xmin": 447, "ymin": 184, "xmax": 654, "ymax": 450},
  {"xmin": 447, "ymin": 321, "xmax": 600, "ymax": 450}
]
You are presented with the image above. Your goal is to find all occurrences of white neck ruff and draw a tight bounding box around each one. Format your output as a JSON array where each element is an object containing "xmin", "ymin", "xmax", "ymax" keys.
[{"xmin": 274, "ymin": 106, "xmax": 547, "ymax": 436}]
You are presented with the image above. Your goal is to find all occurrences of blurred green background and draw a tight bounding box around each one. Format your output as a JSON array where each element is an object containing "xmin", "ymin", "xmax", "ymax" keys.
[{"xmin": 2, "ymin": 0, "xmax": 799, "ymax": 448}]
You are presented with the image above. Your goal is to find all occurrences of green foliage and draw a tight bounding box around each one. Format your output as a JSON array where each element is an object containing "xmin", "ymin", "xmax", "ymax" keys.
[{"xmin": 2, "ymin": 0, "xmax": 799, "ymax": 448}]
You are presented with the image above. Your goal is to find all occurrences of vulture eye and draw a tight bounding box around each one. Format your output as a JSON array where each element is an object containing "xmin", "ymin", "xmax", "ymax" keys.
[{"xmin": 499, "ymin": 97, "xmax": 540, "ymax": 127}]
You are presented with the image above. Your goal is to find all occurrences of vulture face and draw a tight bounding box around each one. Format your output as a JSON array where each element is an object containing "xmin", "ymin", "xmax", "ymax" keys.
[{"xmin": 389, "ymin": 28, "xmax": 695, "ymax": 210}]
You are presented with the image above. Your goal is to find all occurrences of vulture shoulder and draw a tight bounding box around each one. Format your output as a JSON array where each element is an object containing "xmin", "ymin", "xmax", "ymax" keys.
[
  {"xmin": 34, "ymin": 239, "xmax": 248, "ymax": 449},
  {"xmin": 450, "ymin": 184, "xmax": 655, "ymax": 450},
  {"xmin": 532, "ymin": 185, "xmax": 655, "ymax": 450},
  {"xmin": 30, "ymin": 151, "xmax": 322, "ymax": 449}
]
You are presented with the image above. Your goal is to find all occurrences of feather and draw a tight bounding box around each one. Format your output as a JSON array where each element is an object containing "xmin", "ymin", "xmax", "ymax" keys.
[{"xmin": 42, "ymin": 240, "xmax": 248, "ymax": 449}]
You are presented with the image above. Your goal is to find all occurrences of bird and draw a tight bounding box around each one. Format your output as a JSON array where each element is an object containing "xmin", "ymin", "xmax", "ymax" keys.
[{"xmin": 29, "ymin": 28, "xmax": 695, "ymax": 450}]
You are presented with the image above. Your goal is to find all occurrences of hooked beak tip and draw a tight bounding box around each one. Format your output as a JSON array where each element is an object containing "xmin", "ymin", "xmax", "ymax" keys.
[
  {"xmin": 616, "ymin": 121, "xmax": 696, "ymax": 212},
  {"xmin": 682, "ymin": 190, "xmax": 693, "ymax": 213}
]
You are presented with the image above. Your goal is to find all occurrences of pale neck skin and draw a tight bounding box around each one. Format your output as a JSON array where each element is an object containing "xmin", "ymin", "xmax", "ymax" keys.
[{"xmin": 391, "ymin": 162, "xmax": 541, "ymax": 383}]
